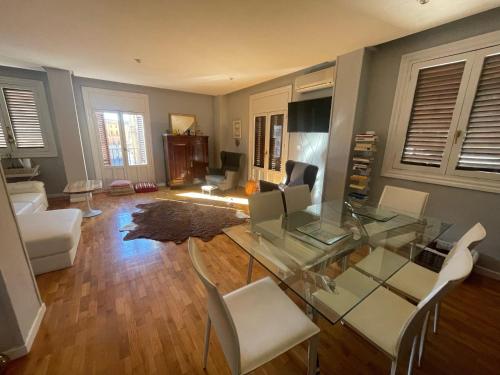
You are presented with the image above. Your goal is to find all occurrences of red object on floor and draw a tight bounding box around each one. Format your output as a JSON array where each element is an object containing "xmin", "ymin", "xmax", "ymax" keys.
[{"xmin": 134, "ymin": 182, "xmax": 158, "ymax": 193}]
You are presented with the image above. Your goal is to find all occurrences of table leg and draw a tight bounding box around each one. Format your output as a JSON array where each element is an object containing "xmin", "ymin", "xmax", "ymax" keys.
[{"xmin": 82, "ymin": 193, "xmax": 102, "ymax": 218}]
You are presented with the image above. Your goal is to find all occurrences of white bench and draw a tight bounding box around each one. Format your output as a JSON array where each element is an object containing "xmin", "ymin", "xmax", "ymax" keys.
[{"xmin": 17, "ymin": 209, "xmax": 82, "ymax": 275}]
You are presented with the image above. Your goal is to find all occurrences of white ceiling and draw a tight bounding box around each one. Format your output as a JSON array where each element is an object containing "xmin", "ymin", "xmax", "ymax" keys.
[{"xmin": 0, "ymin": 0, "xmax": 499, "ymax": 95}]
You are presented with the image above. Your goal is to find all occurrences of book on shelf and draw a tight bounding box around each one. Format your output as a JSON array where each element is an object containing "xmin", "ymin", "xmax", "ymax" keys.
[
  {"xmin": 350, "ymin": 175, "xmax": 369, "ymax": 182},
  {"xmin": 349, "ymin": 183, "xmax": 369, "ymax": 191},
  {"xmin": 355, "ymin": 135, "xmax": 378, "ymax": 142},
  {"xmin": 352, "ymin": 157, "xmax": 372, "ymax": 163},
  {"xmin": 349, "ymin": 191, "xmax": 368, "ymax": 199},
  {"xmin": 354, "ymin": 143, "xmax": 377, "ymax": 152}
]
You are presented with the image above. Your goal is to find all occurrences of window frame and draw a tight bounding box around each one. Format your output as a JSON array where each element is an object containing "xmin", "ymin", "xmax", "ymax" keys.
[
  {"xmin": 382, "ymin": 30, "xmax": 500, "ymax": 194},
  {"xmin": 0, "ymin": 76, "xmax": 57, "ymax": 158}
]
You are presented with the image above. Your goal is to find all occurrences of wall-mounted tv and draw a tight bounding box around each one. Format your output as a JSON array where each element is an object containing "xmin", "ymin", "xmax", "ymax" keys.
[{"xmin": 288, "ymin": 96, "xmax": 332, "ymax": 133}]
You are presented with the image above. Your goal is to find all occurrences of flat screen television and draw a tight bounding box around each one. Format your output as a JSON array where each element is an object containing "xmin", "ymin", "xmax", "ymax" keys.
[{"xmin": 288, "ymin": 96, "xmax": 332, "ymax": 133}]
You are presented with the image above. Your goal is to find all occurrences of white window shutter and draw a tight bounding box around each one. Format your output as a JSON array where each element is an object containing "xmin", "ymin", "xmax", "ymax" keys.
[
  {"xmin": 401, "ymin": 61, "xmax": 466, "ymax": 167},
  {"xmin": 457, "ymin": 54, "xmax": 500, "ymax": 172},
  {"xmin": 3, "ymin": 88, "xmax": 45, "ymax": 148},
  {"xmin": 253, "ymin": 116, "xmax": 266, "ymax": 168},
  {"xmin": 0, "ymin": 117, "xmax": 7, "ymax": 148}
]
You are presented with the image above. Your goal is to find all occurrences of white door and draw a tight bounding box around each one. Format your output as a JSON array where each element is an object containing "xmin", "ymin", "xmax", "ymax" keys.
[
  {"xmin": 249, "ymin": 86, "xmax": 292, "ymax": 184},
  {"xmin": 83, "ymin": 88, "xmax": 155, "ymax": 187}
]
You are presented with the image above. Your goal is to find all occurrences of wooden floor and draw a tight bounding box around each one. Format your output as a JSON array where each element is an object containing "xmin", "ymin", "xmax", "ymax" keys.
[{"xmin": 6, "ymin": 188, "xmax": 500, "ymax": 375}]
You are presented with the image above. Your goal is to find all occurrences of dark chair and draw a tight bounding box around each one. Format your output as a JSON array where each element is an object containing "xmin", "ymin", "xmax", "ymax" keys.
[
  {"xmin": 259, "ymin": 160, "xmax": 319, "ymax": 193},
  {"xmin": 206, "ymin": 151, "xmax": 243, "ymax": 191}
]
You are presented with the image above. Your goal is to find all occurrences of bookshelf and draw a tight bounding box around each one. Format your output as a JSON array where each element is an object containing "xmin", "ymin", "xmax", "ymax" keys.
[{"xmin": 348, "ymin": 131, "xmax": 377, "ymax": 207}]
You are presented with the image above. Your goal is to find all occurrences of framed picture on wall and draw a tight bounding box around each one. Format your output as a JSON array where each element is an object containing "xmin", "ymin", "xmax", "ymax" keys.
[{"xmin": 233, "ymin": 120, "xmax": 242, "ymax": 139}]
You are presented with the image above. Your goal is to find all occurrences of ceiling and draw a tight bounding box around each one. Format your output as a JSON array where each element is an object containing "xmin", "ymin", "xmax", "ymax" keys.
[{"xmin": 0, "ymin": 0, "xmax": 499, "ymax": 96}]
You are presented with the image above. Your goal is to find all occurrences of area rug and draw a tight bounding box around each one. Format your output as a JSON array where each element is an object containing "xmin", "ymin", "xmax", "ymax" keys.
[{"xmin": 120, "ymin": 199, "xmax": 248, "ymax": 243}]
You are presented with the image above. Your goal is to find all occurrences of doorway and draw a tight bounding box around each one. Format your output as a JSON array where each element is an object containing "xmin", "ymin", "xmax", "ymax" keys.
[
  {"xmin": 248, "ymin": 86, "xmax": 292, "ymax": 184},
  {"xmin": 82, "ymin": 88, "xmax": 155, "ymax": 187}
]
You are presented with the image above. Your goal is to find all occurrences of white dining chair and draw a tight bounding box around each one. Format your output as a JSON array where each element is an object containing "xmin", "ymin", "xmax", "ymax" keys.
[
  {"xmin": 385, "ymin": 223, "xmax": 486, "ymax": 334},
  {"xmin": 247, "ymin": 190, "xmax": 285, "ymax": 283},
  {"xmin": 343, "ymin": 243, "xmax": 474, "ymax": 375},
  {"xmin": 379, "ymin": 185, "xmax": 429, "ymax": 218},
  {"xmin": 284, "ymin": 184, "xmax": 312, "ymax": 214},
  {"xmin": 354, "ymin": 186, "xmax": 430, "ymax": 275},
  {"xmin": 188, "ymin": 238, "xmax": 320, "ymax": 375},
  {"xmin": 248, "ymin": 190, "xmax": 284, "ymax": 224}
]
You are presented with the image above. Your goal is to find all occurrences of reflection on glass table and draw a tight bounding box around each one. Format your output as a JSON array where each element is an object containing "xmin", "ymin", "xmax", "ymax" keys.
[{"xmin": 223, "ymin": 199, "xmax": 451, "ymax": 325}]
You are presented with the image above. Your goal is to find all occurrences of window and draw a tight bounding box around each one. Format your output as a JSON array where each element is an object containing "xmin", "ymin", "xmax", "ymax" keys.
[
  {"xmin": 95, "ymin": 111, "xmax": 148, "ymax": 167},
  {"xmin": 269, "ymin": 114, "xmax": 284, "ymax": 171},
  {"xmin": 383, "ymin": 31, "xmax": 500, "ymax": 193},
  {"xmin": 253, "ymin": 115, "xmax": 266, "ymax": 168},
  {"xmin": 0, "ymin": 77, "xmax": 57, "ymax": 157}
]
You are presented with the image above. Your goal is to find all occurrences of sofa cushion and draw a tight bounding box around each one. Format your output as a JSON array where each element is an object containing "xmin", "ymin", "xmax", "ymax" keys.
[
  {"xmin": 13, "ymin": 201, "xmax": 34, "ymax": 215},
  {"xmin": 10, "ymin": 192, "xmax": 46, "ymax": 209},
  {"xmin": 17, "ymin": 209, "xmax": 83, "ymax": 259}
]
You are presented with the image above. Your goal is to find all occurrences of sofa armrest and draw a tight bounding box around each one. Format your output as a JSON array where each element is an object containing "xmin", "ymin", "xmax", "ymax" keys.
[{"xmin": 7, "ymin": 181, "xmax": 46, "ymax": 195}]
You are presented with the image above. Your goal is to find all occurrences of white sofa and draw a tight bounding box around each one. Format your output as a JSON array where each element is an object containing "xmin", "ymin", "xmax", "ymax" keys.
[
  {"xmin": 7, "ymin": 181, "xmax": 48, "ymax": 215},
  {"xmin": 17, "ymin": 209, "xmax": 82, "ymax": 275},
  {"xmin": 7, "ymin": 181, "xmax": 82, "ymax": 275}
]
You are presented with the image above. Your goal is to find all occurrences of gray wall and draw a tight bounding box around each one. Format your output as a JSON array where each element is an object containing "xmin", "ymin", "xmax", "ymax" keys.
[
  {"xmin": 360, "ymin": 8, "xmax": 500, "ymax": 271},
  {"xmin": 218, "ymin": 63, "xmax": 334, "ymax": 185},
  {"xmin": 0, "ymin": 66, "xmax": 67, "ymax": 195},
  {"xmin": 72, "ymin": 77, "xmax": 215, "ymax": 185}
]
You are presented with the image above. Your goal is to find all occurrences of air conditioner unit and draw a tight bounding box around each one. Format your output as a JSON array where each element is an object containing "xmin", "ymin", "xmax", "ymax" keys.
[{"xmin": 295, "ymin": 66, "xmax": 335, "ymax": 93}]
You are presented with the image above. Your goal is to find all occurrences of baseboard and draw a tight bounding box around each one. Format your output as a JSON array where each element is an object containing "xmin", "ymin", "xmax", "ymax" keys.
[
  {"xmin": 473, "ymin": 265, "xmax": 500, "ymax": 280},
  {"xmin": 4, "ymin": 303, "xmax": 46, "ymax": 360}
]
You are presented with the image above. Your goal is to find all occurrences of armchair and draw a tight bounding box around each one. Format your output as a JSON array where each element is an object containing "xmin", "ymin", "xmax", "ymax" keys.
[
  {"xmin": 259, "ymin": 160, "xmax": 319, "ymax": 192},
  {"xmin": 206, "ymin": 151, "xmax": 243, "ymax": 191}
]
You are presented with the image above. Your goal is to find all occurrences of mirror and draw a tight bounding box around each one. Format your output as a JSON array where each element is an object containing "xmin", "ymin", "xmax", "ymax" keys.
[{"xmin": 170, "ymin": 113, "xmax": 197, "ymax": 135}]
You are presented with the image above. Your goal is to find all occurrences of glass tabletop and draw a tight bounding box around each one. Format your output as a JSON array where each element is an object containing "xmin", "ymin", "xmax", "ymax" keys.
[{"xmin": 223, "ymin": 199, "xmax": 451, "ymax": 325}]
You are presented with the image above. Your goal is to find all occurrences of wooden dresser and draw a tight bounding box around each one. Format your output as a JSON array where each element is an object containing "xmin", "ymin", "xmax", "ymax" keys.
[{"xmin": 162, "ymin": 135, "xmax": 209, "ymax": 187}]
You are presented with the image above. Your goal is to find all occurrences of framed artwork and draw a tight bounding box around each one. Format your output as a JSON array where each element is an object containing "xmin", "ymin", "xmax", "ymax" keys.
[{"xmin": 233, "ymin": 120, "xmax": 242, "ymax": 139}]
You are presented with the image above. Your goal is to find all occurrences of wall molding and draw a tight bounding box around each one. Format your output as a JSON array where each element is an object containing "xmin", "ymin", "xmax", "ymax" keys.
[{"xmin": 4, "ymin": 303, "xmax": 46, "ymax": 360}]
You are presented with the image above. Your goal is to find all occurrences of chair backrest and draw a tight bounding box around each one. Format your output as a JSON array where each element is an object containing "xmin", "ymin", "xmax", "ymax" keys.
[
  {"xmin": 443, "ymin": 223, "xmax": 486, "ymax": 267},
  {"xmin": 188, "ymin": 238, "xmax": 241, "ymax": 374},
  {"xmin": 248, "ymin": 190, "xmax": 284, "ymax": 224},
  {"xmin": 394, "ymin": 242, "xmax": 473, "ymax": 363},
  {"xmin": 378, "ymin": 185, "xmax": 429, "ymax": 218},
  {"xmin": 284, "ymin": 184, "xmax": 311, "ymax": 214},
  {"xmin": 284, "ymin": 160, "xmax": 319, "ymax": 192},
  {"xmin": 221, "ymin": 151, "xmax": 242, "ymax": 172}
]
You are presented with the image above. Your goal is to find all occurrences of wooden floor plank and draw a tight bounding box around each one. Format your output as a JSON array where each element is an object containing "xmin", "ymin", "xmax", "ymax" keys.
[{"xmin": 6, "ymin": 188, "xmax": 500, "ymax": 375}]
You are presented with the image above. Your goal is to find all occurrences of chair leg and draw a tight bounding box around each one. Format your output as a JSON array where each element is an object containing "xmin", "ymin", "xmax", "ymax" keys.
[
  {"xmin": 418, "ymin": 311, "xmax": 430, "ymax": 367},
  {"xmin": 307, "ymin": 335, "xmax": 319, "ymax": 375},
  {"xmin": 203, "ymin": 315, "xmax": 211, "ymax": 369},
  {"xmin": 407, "ymin": 335, "xmax": 418, "ymax": 375},
  {"xmin": 390, "ymin": 361, "xmax": 397, "ymax": 375},
  {"xmin": 341, "ymin": 255, "xmax": 349, "ymax": 272},
  {"xmin": 433, "ymin": 302, "xmax": 440, "ymax": 334},
  {"xmin": 246, "ymin": 256, "xmax": 254, "ymax": 284}
]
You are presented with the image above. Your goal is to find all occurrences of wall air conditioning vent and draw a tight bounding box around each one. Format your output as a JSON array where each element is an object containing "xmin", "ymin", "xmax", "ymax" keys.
[{"xmin": 295, "ymin": 66, "xmax": 335, "ymax": 93}]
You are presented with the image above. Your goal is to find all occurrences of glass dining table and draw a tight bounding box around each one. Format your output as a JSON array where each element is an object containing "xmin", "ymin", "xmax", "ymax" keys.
[{"xmin": 223, "ymin": 200, "xmax": 451, "ymax": 325}]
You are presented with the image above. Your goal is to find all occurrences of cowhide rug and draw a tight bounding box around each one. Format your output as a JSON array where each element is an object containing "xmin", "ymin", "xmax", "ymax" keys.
[{"xmin": 121, "ymin": 199, "xmax": 248, "ymax": 243}]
